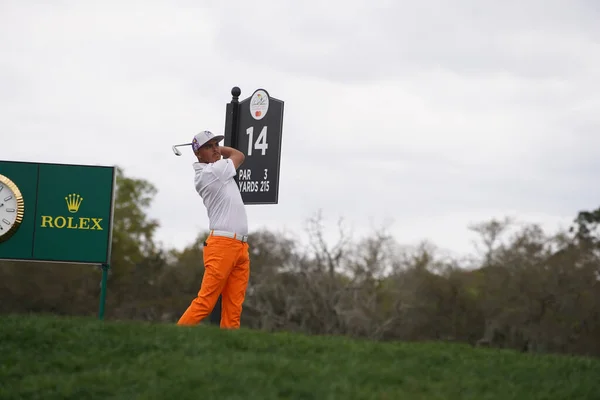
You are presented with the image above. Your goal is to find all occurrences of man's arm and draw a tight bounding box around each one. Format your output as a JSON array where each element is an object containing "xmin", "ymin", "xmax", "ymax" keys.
[{"xmin": 220, "ymin": 146, "xmax": 245, "ymax": 169}]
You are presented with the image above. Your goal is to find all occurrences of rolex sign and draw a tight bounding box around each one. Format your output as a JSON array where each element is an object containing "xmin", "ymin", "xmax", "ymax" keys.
[{"xmin": 0, "ymin": 161, "xmax": 115, "ymax": 265}]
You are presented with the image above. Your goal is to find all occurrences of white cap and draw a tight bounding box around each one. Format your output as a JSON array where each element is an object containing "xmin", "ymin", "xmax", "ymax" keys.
[{"xmin": 191, "ymin": 130, "xmax": 225, "ymax": 152}]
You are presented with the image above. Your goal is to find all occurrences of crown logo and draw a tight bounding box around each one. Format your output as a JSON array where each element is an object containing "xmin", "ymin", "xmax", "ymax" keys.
[{"xmin": 65, "ymin": 193, "xmax": 84, "ymax": 213}]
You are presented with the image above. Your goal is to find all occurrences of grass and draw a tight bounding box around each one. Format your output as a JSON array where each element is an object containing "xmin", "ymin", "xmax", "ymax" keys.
[{"xmin": 1, "ymin": 314, "xmax": 599, "ymax": 399}]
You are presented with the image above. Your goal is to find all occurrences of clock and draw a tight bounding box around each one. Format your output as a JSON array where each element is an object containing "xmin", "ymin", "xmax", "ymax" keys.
[{"xmin": 0, "ymin": 173, "xmax": 25, "ymax": 243}]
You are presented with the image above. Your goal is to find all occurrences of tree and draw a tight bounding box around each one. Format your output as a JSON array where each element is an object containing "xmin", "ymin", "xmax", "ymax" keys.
[
  {"xmin": 110, "ymin": 167, "xmax": 160, "ymax": 273},
  {"xmin": 103, "ymin": 167, "xmax": 165, "ymax": 319}
]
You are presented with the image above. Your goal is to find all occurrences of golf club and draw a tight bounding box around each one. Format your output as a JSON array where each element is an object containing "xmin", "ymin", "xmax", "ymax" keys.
[{"xmin": 172, "ymin": 143, "xmax": 192, "ymax": 156}]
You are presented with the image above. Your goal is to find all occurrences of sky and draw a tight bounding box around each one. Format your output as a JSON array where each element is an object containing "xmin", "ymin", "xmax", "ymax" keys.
[{"xmin": 1, "ymin": 0, "xmax": 599, "ymax": 258}]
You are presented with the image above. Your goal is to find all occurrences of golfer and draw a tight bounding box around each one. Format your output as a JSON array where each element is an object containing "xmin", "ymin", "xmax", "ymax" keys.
[{"xmin": 177, "ymin": 130, "xmax": 250, "ymax": 329}]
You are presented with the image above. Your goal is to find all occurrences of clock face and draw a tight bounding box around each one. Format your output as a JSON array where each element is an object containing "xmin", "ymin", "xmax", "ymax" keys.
[{"xmin": 0, "ymin": 174, "xmax": 24, "ymax": 243}]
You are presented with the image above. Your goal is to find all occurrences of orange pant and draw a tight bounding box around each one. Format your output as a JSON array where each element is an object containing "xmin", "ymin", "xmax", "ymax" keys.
[{"xmin": 177, "ymin": 235, "xmax": 250, "ymax": 328}]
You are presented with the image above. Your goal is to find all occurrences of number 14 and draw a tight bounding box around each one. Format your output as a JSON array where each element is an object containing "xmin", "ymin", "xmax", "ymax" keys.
[{"xmin": 246, "ymin": 126, "xmax": 268, "ymax": 156}]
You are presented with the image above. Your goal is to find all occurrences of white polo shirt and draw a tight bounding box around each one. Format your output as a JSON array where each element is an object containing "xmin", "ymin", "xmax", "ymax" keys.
[{"xmin": 193, "ymin": 159, "xmax": 248, "ymax": 236}]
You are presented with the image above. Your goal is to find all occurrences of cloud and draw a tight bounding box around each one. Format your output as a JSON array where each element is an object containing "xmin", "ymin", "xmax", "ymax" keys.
[{"xmin": 209, "ymin": 0, "xmax": 600, "ymax": 81}]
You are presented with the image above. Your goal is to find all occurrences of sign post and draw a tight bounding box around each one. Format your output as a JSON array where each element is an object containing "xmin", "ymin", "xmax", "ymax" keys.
[
  {"xmin": 0, "ymin": 160, "xmax": 116, "ymax": 320},
  {"xmin": 226, "ymin": 87, "xmax": 285, "ymax": 204}
]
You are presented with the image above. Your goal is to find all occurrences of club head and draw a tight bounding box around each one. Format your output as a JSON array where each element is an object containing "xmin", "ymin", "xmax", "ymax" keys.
[{"xmin": 171, "ymin": 142, "xmax": 192, "ymax": 156}]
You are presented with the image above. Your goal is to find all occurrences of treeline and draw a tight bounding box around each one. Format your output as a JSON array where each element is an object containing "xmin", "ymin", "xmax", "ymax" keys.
[{"xmin": 1, "ymin": 168, "xmax": 599, "ymax": 358}]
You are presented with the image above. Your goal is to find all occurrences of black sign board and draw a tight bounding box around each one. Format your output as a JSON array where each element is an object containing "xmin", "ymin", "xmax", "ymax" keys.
[{"xmin": 223, "ymin": 87, "xmax": 284, "ymax": 204}]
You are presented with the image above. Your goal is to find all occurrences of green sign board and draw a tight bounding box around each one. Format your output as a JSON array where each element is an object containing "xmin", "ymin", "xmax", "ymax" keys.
[
  {"xmin": 0, "ymin": 160, "xmax": 116, "ymax": 319},
  {"xmin": 0, "ymin": 160, "xmax": 116, "ymax": 264}
]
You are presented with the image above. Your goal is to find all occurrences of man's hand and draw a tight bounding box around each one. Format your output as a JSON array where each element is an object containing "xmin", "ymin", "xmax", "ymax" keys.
[{"xmin": 220, "ymin": 146, "xmax": 245, "ymax": 169}]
